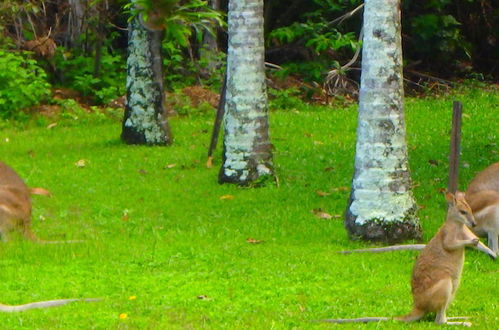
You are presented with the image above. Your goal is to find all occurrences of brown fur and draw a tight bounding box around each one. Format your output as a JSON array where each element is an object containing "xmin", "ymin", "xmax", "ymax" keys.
[
  {"xmin": 0, "ymin": 161, "xmax": 81, "ymax": 243},
  {"xmin": 465, "ymin": 162, "xmax": 499, "ymax": 253},
  {"xmin": 395, "ymin": 192, "xmax": 496, "ymax": 325},
  {"xmin": 0, "ymin": 161, "xmax": 38, "ymax": 241},
  {"xmin": 320, "ymin": 192, "xmax": 496, "ymax": 326},
  {"xmin": 0, "ymin": 162, "xmax": 95, "ymax": 311}
]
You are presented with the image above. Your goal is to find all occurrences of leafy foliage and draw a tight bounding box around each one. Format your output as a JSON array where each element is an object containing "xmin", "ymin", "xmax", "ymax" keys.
[
  {"xmin": 162, "ymin": 40, "xmax": 225, "ymax": 90},
  {"xmin": 270, "ymin": 22, "xmax": 357, "ymax": 56},
  {"xmin": 52, "ymin": 48, "xmax": 126, "ymax": 104},
  {"xmin": 407, "ymin": 12, "xmax": 471, "ymax": 64},
  {"xmin": 0, "ymin": 50, "xmax": 51, "ymax": 118},
  {"xmin": 124, "ymin": 0, "xmax": 225, "ymax": 90},
  {"xmin": 266, "ymin": 0, "xmax": 361, "ymax": 83},
  {"xmin": 402, "ymin": 0, "xmax": 497, "ymax": 76},
  {"xmin": 268, "ymin": 88, "xmax": 308, "ymax": 111},
  {"xmin": 0, "ymin": 0, "xmax": 497, "ymax": 117},
  {"xmin": 126, "ymin": 0, "xmax": 225, "ymax": 48}
]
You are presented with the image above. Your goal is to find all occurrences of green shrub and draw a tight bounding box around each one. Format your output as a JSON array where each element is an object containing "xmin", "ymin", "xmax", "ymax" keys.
[
  {"xmin": 268, "ymin": 88, "xmax": 307, "ymax": 111},
  {"xmin": 53, "ymin": 48, "xmax": 126, "ymax": 105},
  {"xmin": 0, "ymin": 50, "xmax": 51, "ymax": 118}
]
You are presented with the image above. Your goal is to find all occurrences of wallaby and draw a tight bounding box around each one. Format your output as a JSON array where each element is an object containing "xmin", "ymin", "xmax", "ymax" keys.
[
  {"xmin": 320, "ymin": 192, "xmax": 496, "ymax": 326},
  {"xmin": 465, "ymin": 162, "xmax": 499, "ymax": 254},
  {"xmin": 0, "ymin": 161, "xmax": 82, "ymax": 243},
  {"xmin": 0, "ymin": 298, "xmax": 100, "ymax": 312}
]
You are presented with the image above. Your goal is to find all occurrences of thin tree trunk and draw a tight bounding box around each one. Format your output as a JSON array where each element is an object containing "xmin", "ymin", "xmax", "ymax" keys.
[
  {"xmin": 68, "ymin": 0, "xmax": 86, "ymax": 47},
  {"xmin": 93, "ymin": 6, "xmax": 103, "ymax": 77},
  {"xmin": 200, "ymin": 0, "xmax": 221, "ymax": 71},
  {"xmin": 219, "ymin": 0, "xmax": 273, "ymax": 185},
  {"xmin": 345, "ymin": 0, "xmax": 421, "ymax": 242},
  {"xmin": 121, "ymin": 16, "xmax": 172, "ymax": 145}
]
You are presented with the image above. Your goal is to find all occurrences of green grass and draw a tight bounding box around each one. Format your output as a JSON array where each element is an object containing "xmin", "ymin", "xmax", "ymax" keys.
[{"xmin": 0, "ymin": 87, "xmax": 497, "ymax": 328}]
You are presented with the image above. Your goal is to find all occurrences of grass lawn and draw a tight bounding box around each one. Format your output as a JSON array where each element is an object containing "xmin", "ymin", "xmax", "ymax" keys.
[{"xmin": 0, "ymin": 87, "xmax": 497, "ymax": 328}]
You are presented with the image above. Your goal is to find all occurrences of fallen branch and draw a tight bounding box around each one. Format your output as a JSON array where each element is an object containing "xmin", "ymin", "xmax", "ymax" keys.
[{"xmin": 405, "ymin": 69, "xmax": 454, "ymax": 86}]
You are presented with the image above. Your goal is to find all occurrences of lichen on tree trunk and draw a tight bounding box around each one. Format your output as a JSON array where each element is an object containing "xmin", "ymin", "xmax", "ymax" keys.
[
  {"xmin": 121, "ymin": 16, "xmax": 171, "ymax": 145},
  {"xmin": 345, "ymin": 0, "xmax": 421, "ymax": 243},
  {"xmin": 219, "ymin": 0, "xmax": 273, "ymax": 185}
]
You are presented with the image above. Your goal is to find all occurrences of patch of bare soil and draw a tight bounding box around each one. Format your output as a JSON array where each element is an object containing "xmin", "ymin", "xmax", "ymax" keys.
[{"xmin": 180, "ymin": 86, "xmax": 220, "ymax": 108}]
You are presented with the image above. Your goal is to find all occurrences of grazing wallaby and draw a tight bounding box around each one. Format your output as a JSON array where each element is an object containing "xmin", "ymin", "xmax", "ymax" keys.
[
  {"xmin": 0, "ymin": 298, "xmax": 100, "ymax": 312},
  {"xmin": 321, "ymin": 192, "xmax": 496, "ymax": 326},
  {"xmin": 465, "ymin": 162, "xmax": 499, "ymax": 254},
  {"xmin": 0, "ymin": 161, "xmax": 81, "ymax": 243}
]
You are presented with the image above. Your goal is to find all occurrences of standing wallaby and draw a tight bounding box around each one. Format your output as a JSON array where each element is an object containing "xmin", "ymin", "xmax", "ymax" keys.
[
  {"xmin": 0, "ymin": 161, "xmax": 81, "ymax": 243},
  {"xmin": 465, "ymin": 162, "xmax": 499, "ymax": 254},
  {"xmin": 320, "ymin": 192, "xmax": 496, "ymax": 326}
]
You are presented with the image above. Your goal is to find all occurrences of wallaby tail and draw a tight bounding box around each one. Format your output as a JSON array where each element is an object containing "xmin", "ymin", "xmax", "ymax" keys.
[
  {"xmin": 315, "ymin": 309, "xmax": 425, "ymax": 324},
  {"xmin": 338, "ymin": 244, "xmax": 426, "ymax": 254},
  {"xmin": 0, "ymin": 298, "xmax": 100, "ymax": 312},
  {"xmin": 394, "ymin": 308, "xmax": 426, "ymax": 322},
  {"xmin": 38, "ymin": 239, "xmax": 85, "ymax": 244},
  {"xmin": 314, "ymin": 317, "xmax": 391, "ymax": 323}
]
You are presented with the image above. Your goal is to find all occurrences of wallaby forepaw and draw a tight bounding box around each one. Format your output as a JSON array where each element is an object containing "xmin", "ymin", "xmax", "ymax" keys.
[{"xmin": 471, "ymin": 238, "xmax": 479, "ymax": 246}]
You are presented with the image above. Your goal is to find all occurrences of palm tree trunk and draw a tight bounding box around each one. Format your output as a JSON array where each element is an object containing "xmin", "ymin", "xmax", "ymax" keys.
[
  {"xmin": 345, "ymin": 0, "xmax": 421, "ymax": 242},
  {"xmin": 121, "ymin": 15, "xmax": 172, "ymax": 145},
  {"xmin": 219, "ymin": 0, "xmax": 273, "ymax": 185}
]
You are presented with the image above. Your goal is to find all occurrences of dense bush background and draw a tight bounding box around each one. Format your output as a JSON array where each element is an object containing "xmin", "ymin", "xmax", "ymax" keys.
[
  {"xmin": 0, "ymin": 0, "xmax": 497, "ymax": 117},
  {"xmin": 0, "ymin": 50, "xmax": 51, "ymax": 118}
]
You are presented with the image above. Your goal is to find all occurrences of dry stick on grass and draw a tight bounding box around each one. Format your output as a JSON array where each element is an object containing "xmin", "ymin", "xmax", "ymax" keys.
[
  {"xmin": 0, "ymin": 298, "xmax": 100, "ymax": 312},
  {"xmin": 448, "ymin": 101, "xmax": 462, "ymax": 194}
]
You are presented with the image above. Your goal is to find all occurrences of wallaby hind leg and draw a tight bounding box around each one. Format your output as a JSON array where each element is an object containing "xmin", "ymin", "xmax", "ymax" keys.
[
  {"xmin": 488, "ymin": 231, "xmax": 498, "ymax": 254},
  {"xmin": 433, "ymin": 278, "xmax": 453, "ymax": 325},
  {"xmin": 0, "ymin": 230, "xmax": 8, "ymax": 242},
  {"xmin": 22, "ymin": 222, "xmax": 40, "ymax": 242},
  {"xmin": 0, "ymin": 215, "xmax": 14, "ymax": 242}
]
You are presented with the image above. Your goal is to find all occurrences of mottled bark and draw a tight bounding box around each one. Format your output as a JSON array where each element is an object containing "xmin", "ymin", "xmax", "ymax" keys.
[
  {"xmin": 121, "ymin": 16, "xmax": 172, "ymax": 145},
  {"xmin": 219, "ymin": 0, "xmax": 273, "ymax": 185},
  {"xmin": 345, "ymin": 0, "xmax": 421, "ymax": 243}
]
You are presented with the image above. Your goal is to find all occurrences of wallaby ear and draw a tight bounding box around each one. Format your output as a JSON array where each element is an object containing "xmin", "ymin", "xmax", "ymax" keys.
[
  {"xmin": 455, "ymin": 191, "xmax": 466, "ymax": 200},
  {"xmin": 445, "ymin": 191, "xmax": 455, "ymax": 204}
]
